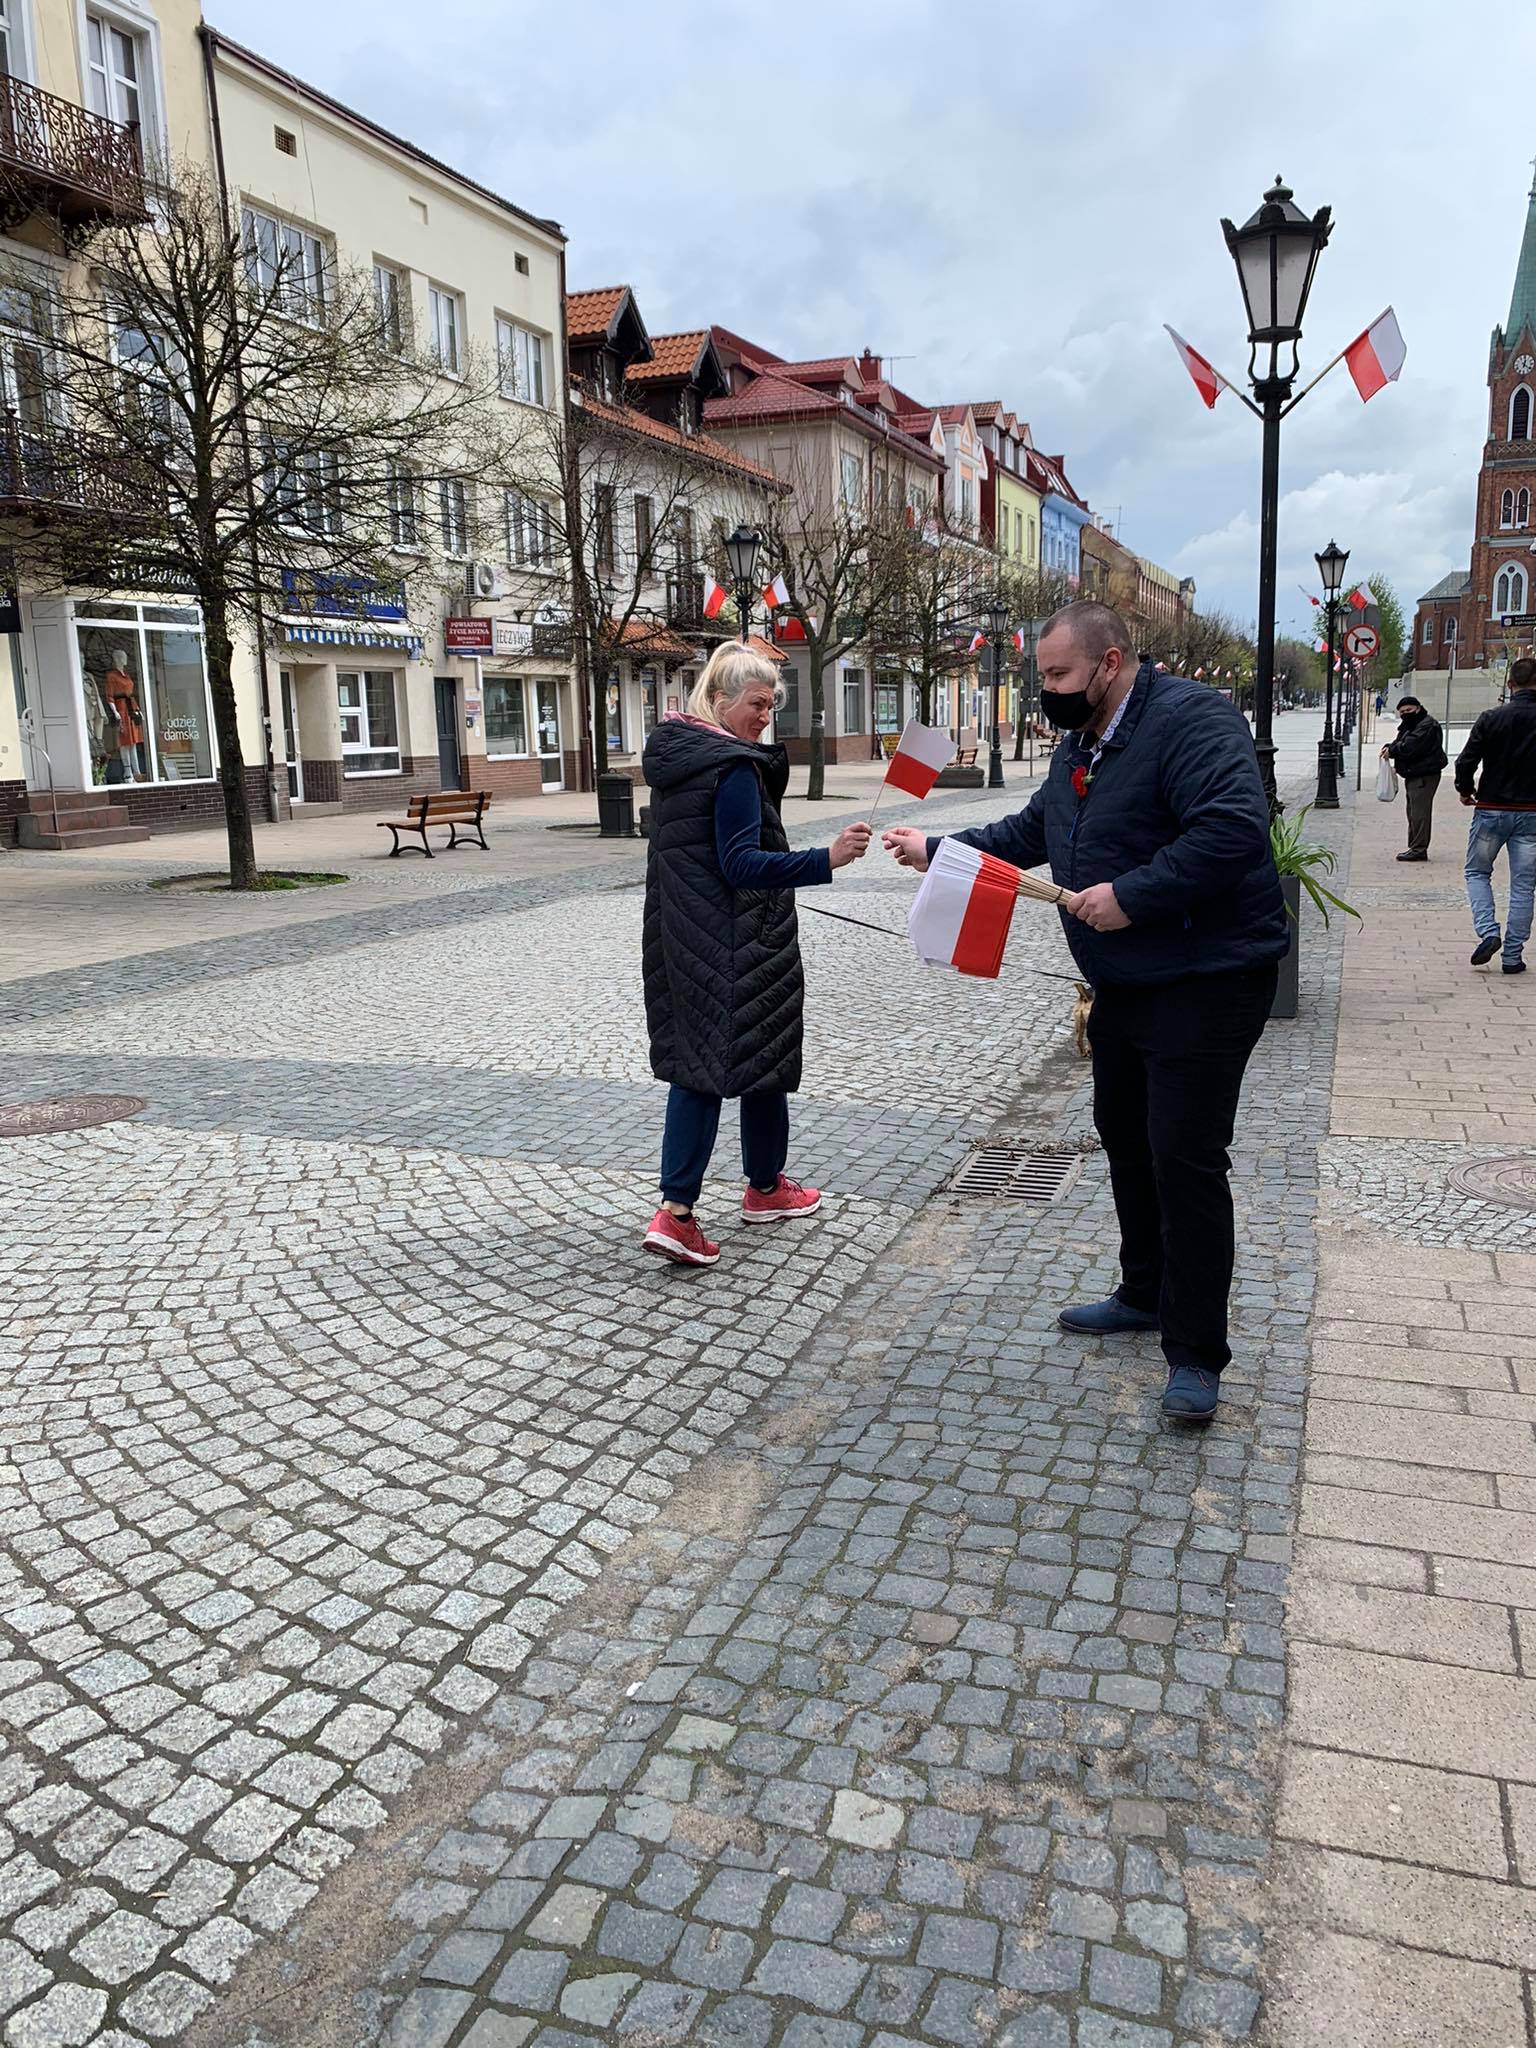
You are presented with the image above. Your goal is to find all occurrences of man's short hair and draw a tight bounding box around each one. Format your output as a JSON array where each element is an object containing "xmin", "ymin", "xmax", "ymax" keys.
[
  {"xmin": 1040, "ymin": 600, "xmax": 1135, "ymax": 666},
  {"xmin": 1509, "ymin": 656, "xmax": 1536, "ymax": 691},
  {"xmin": 1396, "ymin": 695, "xmax": 1422, "ymax": 711}
]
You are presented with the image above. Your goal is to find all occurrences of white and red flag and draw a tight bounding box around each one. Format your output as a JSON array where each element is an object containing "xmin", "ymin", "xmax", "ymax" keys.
[
  {"xmin": 702, "ymin": 572, "xmax": 728, "ymax": 620},
  {"xmin": 967, "ymin": 630, "xmax": 987, "ymax": 653},
  {"xmin": 1343, "ymin": 308, "xmax": 1406, "ymax": 402},
  {"xmin": 762, "ymin": 571, "xmax": 790, "ymax": 610},
  {"xmin": 1348, "ymin": 586, "xmax": 1370, "ymax": 611},
  {"xmin": 883, "ymin": 719, "xmax": 956, "ymax": 800},
  {"xmin": 1012, "ymin": 626, "xmax": 1027, "ymax": 651},
  {"xmin": 1164, "ymin": 325, "xmax": 1231, "ymax": 410},
  {"xmin": 908, "ymin": 840, "xmax": 1021, "ymax": 980}
]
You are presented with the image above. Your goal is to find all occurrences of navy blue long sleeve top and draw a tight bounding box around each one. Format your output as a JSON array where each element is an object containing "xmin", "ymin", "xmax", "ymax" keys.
[{"xmin": 714, "ymin": 763, "xmax": 833, "ymax": 889}]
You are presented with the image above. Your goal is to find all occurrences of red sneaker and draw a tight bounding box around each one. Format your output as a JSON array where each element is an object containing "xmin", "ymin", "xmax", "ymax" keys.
[
  {"xmin": 643, "ymin": 1207, "xmax": 720, "ymax": 1266},
  {"xmin": 741, "ymin": 1174, "xmax": 823, "ymax": 1223}
]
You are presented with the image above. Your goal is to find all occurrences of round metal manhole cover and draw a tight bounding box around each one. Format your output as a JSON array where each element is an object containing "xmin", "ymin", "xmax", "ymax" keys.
[
  {"xmin": 0, "ymin": 1094, "xmax": 147, "ymax": 1139},
  {"xmin": 1448, "ymin": 1156, "xmax": 1536, "ymax": 1211}
]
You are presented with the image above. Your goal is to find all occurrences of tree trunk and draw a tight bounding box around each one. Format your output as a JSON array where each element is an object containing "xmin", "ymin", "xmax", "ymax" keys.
[
  {"xmin": 806, "ymin": 648, "xmax": 826, "ymax": 801},
  {"xmin": 919, "ymin": 666, "xmax": 933, "ymax": 729},
  {"xmin": 203, "ymin": 588, "xmax": 258, "ymax": 889}
]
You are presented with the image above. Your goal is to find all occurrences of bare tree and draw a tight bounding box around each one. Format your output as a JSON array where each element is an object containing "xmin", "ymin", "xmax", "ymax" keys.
[
  {"xmin": 6, "ymin": 163, "xmax": 511, "ymax": 887},
  {"xmin": 884, "ymin": 521, "xmax": 993, "ymax": 729}
]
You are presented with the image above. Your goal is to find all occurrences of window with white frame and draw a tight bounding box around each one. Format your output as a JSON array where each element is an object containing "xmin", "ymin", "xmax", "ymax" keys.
[
  {"xmin": 112, "ymin": 306, "xmax": 180, "ymax": 448},
  {"xmin": 960, "ymin": 475, "xmax": 974, "ymax": 525},
  {"xmin": 842, "ymin": 668, "xmax": 865, "ymax": 734},
  {"xmin": 429, "ymin": 284, "xmax": 463, "ymax": 375},
  {"xmin": 1512, "ymin": 386, "xmax": 1532, "ymax": 441},
  {"xmin": 840, "ymin": 452, "xmax": 862, "ymax": 508},
  {"xmin": 387, "ymin": 462, "xmax": 419, "ymax": 549},
  {"xmin": 496, "ymin": 316, "xmax": 546, "ymax": 405},
  {"xmin": 0, "ymin": 1, "xmax": 16, "ymax": 78},
  {"xmin": 86, "ymin": 12, "xmax": 143, "ymax": 137},
  {"xmin": 243, "ymin": 207, "xmax": 330, "ymax": 322},
  {"xmin": 506, "ymin": 489, "xmax": 555, "ymax": 568},
  {"xmin": 337, "ymin": 670, "xmax": 401, "ymax": 775},
  {"xmin": 1495, "ymin": 563, "xmax": 1528, "ymax": 615},
  {"xmin": 633, "ymin": 493, "xmax": 654, "ymax": 575},
  {"xmin": 1444, "ymin": 617, "xmax": 1457, "ymax": 642},
  {"xmin": 438, "ymin": 476, "xmax": 468, "ymax": 555},
  {"xmin": 1502, "ymin": 489, "xmax": 1515, "ymax": 529},
  {"xmin": 374, "ymin": 262, "xmax": 405, "ymax": 353},
  {"xmin": 484, "ymin": 677, "xmax": 528, "ymax": 756},
  {"xmin": 266, "ymin": 437, "xmax": 340, "ymax": 536},
  {"xmin": 1422, "ymin": 618, "xmax": 1434, "ymax": 644},
  {"xmin": 1014, "ymin": 509, "xmax": 1023, "ymax": 555},
  {"xmin": 1521, "ymin": 488, "xmax": 1531, "ymax": 528}
]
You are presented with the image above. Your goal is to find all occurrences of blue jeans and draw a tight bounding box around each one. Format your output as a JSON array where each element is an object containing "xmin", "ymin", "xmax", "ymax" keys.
[
  {"xmin": 659, "ymin": 1086, "xmax": 789, "ymax": 1207},
  {"xmin": 1465, "ymin": 810, "xmax": 1536, "ymax": 964}
]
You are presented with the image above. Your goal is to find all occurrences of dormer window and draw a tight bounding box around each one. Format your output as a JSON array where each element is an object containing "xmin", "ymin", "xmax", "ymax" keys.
[
  {"xmin": 677, "ymin": 391, "xmax": 697, "ymax": 435},
  {"xmin": 599, "ymin": 354, "xmax": 618, "ymax": 403}
]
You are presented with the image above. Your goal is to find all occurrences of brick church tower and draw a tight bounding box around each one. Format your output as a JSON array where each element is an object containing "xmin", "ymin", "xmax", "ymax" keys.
[{"xmin": 1414, "ymin": 171, "xmax": 1536, "ymax": 679}]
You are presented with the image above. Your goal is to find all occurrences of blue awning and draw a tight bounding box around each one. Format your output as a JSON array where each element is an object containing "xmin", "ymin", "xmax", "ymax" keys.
[{"xmin": 277, "ymin": 618, "xmax": 425, "ymax": 658}]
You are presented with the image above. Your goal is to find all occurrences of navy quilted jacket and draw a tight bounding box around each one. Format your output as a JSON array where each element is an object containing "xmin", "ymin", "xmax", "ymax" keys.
[
  {"xmin": 941, "ymin": 664, "xmax": 1288, "ymax": 989},
  {"xmin": 642, "ymin": 719, "xmax": 809, "ymax": 1096}
]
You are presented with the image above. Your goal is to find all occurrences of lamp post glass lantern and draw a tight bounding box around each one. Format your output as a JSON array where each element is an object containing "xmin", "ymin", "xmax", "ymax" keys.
[
  {"xmin": 984, "ymin": 595, "xmax": 1009, "ymax": 790},
  {"xmin": 1314, "ymin": 537, "xmax": 1346, "ymax": 808},
  {"xmin": 1221, "ymin": 175, "xmax": 1333, "ymax": 814},
  {"xmin": 724, "ymin": 524, "xmax": 762, "ymax": 644}
]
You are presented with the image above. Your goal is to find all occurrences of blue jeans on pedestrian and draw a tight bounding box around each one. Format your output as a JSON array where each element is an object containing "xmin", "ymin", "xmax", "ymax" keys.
[
  {"xmin": 1465, "ymin": 810, "xmax": 1536, "ymax": 965},
  {"xmin": 659, "ymin": 1086, "xmax": 789, "ymax": 1208}
]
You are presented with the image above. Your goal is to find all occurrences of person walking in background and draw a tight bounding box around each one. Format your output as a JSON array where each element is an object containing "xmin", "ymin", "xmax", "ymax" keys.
[
  {"xmin": 640, "ymin": 642, "xmax": 870, "ymax": 1267},
  {"xmin": 883, "ymin": 601, "xmax": 1287, "ymax": 1424},
  {"xmin": 1456, "ymin": 657, "xmax": 1536, "ymax": 976},
  {"xmin": 1380, "ymin": 694, "xmax": 1448, "ymax": 861}
]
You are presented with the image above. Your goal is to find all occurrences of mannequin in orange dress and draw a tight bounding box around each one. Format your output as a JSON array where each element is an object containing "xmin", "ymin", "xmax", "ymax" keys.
[{"xmin": 102, "ymin": 652, "xmax": 146, "ymax": 780}]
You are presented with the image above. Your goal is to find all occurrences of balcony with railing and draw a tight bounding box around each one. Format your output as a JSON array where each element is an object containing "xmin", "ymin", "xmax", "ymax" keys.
[
  {"xmin": 667, "ymin": 570, "xmax": 707, "ymax": 631},
  {"xmin": 0, "ymin": 73, "xmax": 148, "ymax": 228},
  {"xmin": 0, "ymin": 414, "xmax": 158, "ymax": 521}
]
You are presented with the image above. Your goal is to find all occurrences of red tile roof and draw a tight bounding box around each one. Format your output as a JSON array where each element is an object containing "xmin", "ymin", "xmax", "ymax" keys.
[
  {"xmin": 627, "ymin": 330, "xmax": 709, "ymax": 383},
  {"xmin": 580, "ymin": 392, "xmax": 784, "ymax": 488},
  {"xmin": 705, "ymin": 374, "xmax": 845, "ymax": 424},
  {"xmin": 617, "ymin": 619, "xmax": 697, "ymax": 661},
  {"xmin": 566, "ymin": 286, "xmax": 630, "ymax": 347},
  {"xmin": 710, "ymin": 325, "xmax": 783, "ymax": 369},
  {"xmin": 769, "ymin": 356, "xmax": 862, "ymax": 385},
  {"xmin": 934, "ymin": 403, "xmax": 974, "ymax": 427}
]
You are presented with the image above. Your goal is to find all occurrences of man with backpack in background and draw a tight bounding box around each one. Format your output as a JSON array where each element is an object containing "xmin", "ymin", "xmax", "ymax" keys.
[
  {"xmin": 1456, "ymin": 657, "xmax": 1536, "ymax": 975},
  {"xmin": 1381, "ymin": 694, "xmax": 1449, "ymax": 861}
]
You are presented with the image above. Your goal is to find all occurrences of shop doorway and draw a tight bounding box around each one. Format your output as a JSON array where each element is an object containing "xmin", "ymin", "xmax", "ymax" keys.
[
  {"xmin": 534, "ymin": 678, "xmax": 563, "ymax": 789},
  {"xmin": 19, "ymin": 598, "xmax": 86, "ymax": 789},
  {"xmin": 434, "ymin": 677, "xmax": 462, "ymax": 791},
  {"xmin": 279, "ymin": 668, "xmax": 304, "ymax": 802}
]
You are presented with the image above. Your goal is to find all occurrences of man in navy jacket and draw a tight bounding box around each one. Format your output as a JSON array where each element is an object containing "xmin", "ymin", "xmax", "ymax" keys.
[{"xmin": 885, "ymin": 601, "xmax": 1287, "ymax": 1422}]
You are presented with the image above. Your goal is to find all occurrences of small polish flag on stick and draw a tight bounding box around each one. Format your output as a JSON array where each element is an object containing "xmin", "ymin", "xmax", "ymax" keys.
[
  {"xmin": 1343, "ymin": 308, "xmax": 1406, "ymax": 402},
  {"xmin": 968, "ymin": 630, "xmax": 987, "ymax": 653},
  {"xmin": 1164, "ymin": 325, "xmax": 1231, "ymax": 410},
  {"xmin": 702, "ymin": 572, "xmax": 728, "ymax": 620},
  {"xmin": 908, "ymin": 841, "xmax": 1067, "ymax": 981},
  {"xmin": 883, "ymin": 719, "xmax": 956, "ymax": 799},
  {"xmin": 1348, "ymin": 587, "xmax": 1370, "ymax": 611},
  {"xmin": 762, "ymin": 571, "xmax": 790, "ymax": 610}
]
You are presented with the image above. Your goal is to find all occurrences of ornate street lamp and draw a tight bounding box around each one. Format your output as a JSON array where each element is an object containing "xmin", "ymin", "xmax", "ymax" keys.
[
  {"xmin": 1222, "ymin": 176, "xmax": 1333, "ymax": 811},
  {"xmin": 1314, "ymin": 537, "xmax": 1347, "ymax": 808},
  {"xmin": 984, "ymin": 592, "xmax": 1010, "ymax": 790},
  {"xmin": 724, "ymin": 524, "xmax": 762, "ymax": 645}
]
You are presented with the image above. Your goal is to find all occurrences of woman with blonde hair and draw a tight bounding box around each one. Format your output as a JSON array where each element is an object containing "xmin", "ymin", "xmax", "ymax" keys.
[{"xmin": 640, "ymin": 640, "xmax": 870, "ymax": 1265}]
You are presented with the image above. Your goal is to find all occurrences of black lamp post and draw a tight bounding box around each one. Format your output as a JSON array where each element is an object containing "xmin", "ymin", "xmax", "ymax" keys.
[
  {"xmin": 1222, "ymin": 176, "xmax": 1333, "ymax": 812},
  {"xmin": 1314, "ymin": 537, "xmax": 1346, "ymax": 808},
  {"xmin": 724, "ymin": 524, "xmax": 762, "ymax": 645},
  {"xmin": 984, "ymin": 593, "xmax": 1009, "ymax": 790}
]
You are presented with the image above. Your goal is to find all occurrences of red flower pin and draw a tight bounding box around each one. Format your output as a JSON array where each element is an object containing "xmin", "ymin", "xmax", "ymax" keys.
[{"xmin": 1071, "ymin": 764, "xmax": 1091, "ymax": 800}]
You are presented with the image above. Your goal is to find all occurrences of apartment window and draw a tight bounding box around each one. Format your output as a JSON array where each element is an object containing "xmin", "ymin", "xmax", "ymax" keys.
[
  {"xmin": 243, "ymin": 207, "xmax": 329, "ymax": 321},
  {"xmin": 267, "ymin": 438, "xmax": 340, "ymax": 536},
  {"xmin": 840, "ymin": 452, "xmax": 862, "ymax": 508},
  {"xmin": 1028, "ymin": 515, "xmax": 1036, "ymax": 562},
  {"xmin": 1014, "ymin": 509, "xmax": 1023, "ymax": 555},
  {"xmin": 374, "ymin": 263, "xmax": 404, "ymax": 353},
  {"xmin": 960, "ymin": 476, "xmax": 974, "ymax": 525},
  {"xmin": 633, "ymin": 494, "xmax": 654, "ymax": 573},
  {"xmin": 387, "ymin": 463, "xmax": 419, "ymax": 549},
  {"xmin": 338, "ymin": 670, "xmax": 401, "ymax": 775},
  {"xmin": 514, "ymin": 252, "xmax": 530, "ymax": 277},
  {"xmin": 677, "ymin": 391, "xmax": 697, "ymax": 434},
  {"xmin": 113, "ymin": 309, "xmax": 179, "ymax": 447},
  {"xmin": 0, "ymin": 4, "xmax": 13, "ymax": 78},
  {"xmin": 429, "ymin": 285, "xmax": 463, "ymax": 375},
  {"xmin": 438, "ymin": 476, "xmax": 468, "ymax": 556},
  {"xmin": 485, "ymin": 678, "xmax": 528, "ymax": 757},
  {"xmin": 874, "ymin": 469, "xmax": 887, "ymax": 509},
  {"xmin": 506, "ymin": 490, "xmax": 555, "ymax": 568},
  {"xmin": 86, "ymin": 12, "xmax": 142, "ymax": 136},
  {"xmin": 673, "ymin": 506, "xmax": 694, "ymax": 573},
  {"xmin": 842, "ymin": 668, "xmax": 865, "ymax": 735},
  {"xmin": 496, "ymin": 316, "xmax": 546, "ymax": 405},
  {"xmin": 594, "ymin": 484, "xmax": 615, "ymax": 572}
]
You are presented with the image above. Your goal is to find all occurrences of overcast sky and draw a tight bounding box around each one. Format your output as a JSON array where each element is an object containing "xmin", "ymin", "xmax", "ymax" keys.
[{"xmin": 214, "ymin": 0, "xmax": 1528, "ymax": 640}]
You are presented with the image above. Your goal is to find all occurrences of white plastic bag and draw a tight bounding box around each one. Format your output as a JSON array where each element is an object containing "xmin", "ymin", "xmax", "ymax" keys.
[{"xmin": 1376, "ymin": 758, "xmax": 1399, "ymax": 803}]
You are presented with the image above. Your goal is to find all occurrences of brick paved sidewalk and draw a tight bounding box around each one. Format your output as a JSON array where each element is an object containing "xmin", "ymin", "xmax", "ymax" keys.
[{"xmin": 1267, "ymin": 782, "xmax": 1536, "ymax": 2047}]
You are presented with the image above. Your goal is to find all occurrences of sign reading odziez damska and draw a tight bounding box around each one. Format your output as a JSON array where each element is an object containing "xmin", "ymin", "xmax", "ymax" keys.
[{"xmin": 444, "ymin": 617, "xmax": 494, "ymax": 655}]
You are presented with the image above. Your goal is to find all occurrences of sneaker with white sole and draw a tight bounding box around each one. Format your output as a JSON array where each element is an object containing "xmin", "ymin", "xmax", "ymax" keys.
[
  {"xmin": 643, "ymin": 1207, "xmax": 720, "ymax": 1266},
  {"xmin": 741, "ymin": 1174, "xmax": 822, "ymax": 1223}
]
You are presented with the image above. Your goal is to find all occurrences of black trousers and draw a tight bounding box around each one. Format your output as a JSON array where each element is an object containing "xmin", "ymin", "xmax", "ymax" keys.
[
  {"xmin": 658, "ymin": 1086, "xmax": 789, "ymax": 1207},
  {"xmin": 1087, "ymin": 963, "xmax": 1277, "ymax": 1375},
  {"xmin": 1404, "ymin": 773, "xmax": 1440, "ymax": 854}
]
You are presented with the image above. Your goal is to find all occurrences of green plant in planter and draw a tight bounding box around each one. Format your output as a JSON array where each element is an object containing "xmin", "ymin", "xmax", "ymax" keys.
[{"xmin": 1269, "ymin": 806, "xmax": 1361, "ymax": 927}]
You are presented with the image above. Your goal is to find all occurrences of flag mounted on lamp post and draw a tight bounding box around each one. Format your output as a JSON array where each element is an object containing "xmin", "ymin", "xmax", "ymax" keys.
[
  {"xmin": 1343, "ymin": 308, "xmax": 1407, "ymax": 402},
  {"xmin": 1164, "ymin": 326, "xmax": 1233, "ymax": 410}
]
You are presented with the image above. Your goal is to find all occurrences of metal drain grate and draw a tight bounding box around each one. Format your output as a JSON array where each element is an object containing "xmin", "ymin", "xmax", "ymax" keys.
[{"xmin": 949, "ymin": 1144, "xmax": 1084, "ymax": 1202}]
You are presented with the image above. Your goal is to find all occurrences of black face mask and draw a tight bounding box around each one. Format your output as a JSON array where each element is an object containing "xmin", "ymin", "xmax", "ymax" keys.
[
  {"xmin": 1041, "ymin": 655, "xmax": 1108, "ymax": 732},
  {"xmin": 1399, "ymin": 709, "xmax": 1421, "ymax": 723}
]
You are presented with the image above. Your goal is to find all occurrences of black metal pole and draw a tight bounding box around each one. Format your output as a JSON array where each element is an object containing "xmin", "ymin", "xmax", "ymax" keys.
[
  {"xmin": 988, "ymin": 634, "xmax": 1005, "ymax": 789},
  {"xmin": 1316, "ymin": 597, "xmax": 1340, "ymax": 808},
  {"xmin": 737, "ymin": 581, "xmax": 750, "ymax": 644},
  {"xmin": 1253, "ymin": 385, "xmax": 1283, "ymax": 812}
]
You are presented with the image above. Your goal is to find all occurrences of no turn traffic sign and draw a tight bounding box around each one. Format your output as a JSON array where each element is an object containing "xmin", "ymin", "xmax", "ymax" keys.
[{"xmin": 1345, "ymin": 623, "xmax": 1380, "ymax": 660}]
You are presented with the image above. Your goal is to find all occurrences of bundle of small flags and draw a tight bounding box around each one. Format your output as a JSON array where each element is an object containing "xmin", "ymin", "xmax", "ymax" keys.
[{"xmin": 908, "ymin": 841, "xmax": 1022, "ymax": 978}]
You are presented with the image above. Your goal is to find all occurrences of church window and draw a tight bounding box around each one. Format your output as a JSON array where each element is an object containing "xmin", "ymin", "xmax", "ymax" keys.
[
  {"xmin": 1494, "ymin": 563, "xmax": 1528, "ymax": 614},
  {"xmin": 1520, "ymin": 488, "xmax": 1530, "ymax": 527},
  {"xmin": 1444, "ymin": 617, "xmax": 1457, "ymax": 642},
  {"xmin": 1510, "ymin": 385, "xmax": 1532, "ymax": 440},
  {"xmin": 1502, "ymin": 489, "xmax": 1515, "ymax": 527},
  {"xmin": 1423, "ymin": 618, "xmax": 1434, "ymax": 644}
]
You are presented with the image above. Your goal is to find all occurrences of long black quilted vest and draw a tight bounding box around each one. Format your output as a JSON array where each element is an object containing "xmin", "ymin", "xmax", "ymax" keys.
[{"xmin": 642, "ymin": 717, "xmax": 805, "ymax": 1097}]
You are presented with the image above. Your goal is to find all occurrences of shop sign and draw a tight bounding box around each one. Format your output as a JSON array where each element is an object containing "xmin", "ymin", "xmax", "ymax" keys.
[
  {"xmin": 493, "ymin": 620, "xmax": 533, "ymax": 656},
  {"xmin": 444, "ymin": 617, "xmax": 494, "ymax": 655},
  {"xmin": 282, "ymin": 569, "xmax": 407, "ymax": 620}
]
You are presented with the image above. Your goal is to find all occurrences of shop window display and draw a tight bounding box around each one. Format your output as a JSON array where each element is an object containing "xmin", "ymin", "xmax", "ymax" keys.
[{"xmin": 75, "ymin": 601, "xmax": 215, "ymax": 786}]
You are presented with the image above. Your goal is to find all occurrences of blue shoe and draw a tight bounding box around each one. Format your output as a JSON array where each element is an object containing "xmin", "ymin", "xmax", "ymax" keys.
[
  {"xmin": 1162, "ymin": 1366, "xmax": 1219, "ymax": 1422},
  {"xmin": 1058, "ymin": 1296, "xmax": 1160, "ymax": 1335}
]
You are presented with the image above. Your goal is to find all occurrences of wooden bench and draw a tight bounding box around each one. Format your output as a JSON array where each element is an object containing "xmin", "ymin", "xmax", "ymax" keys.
[{"xmin": 376, "ymin": 790, "xmax": 490, "ymax": 858}]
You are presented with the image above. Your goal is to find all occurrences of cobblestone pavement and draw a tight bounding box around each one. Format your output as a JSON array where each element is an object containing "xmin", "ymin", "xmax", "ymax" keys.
[{"xmin": 0, "ymin": 763, "xmax": 1350, "ymax": 2048}]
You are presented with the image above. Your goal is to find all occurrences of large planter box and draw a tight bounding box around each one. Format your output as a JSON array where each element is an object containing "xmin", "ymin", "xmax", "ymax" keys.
[
  {"xmin": 1270, "ymin": 873, "xmax": 1301, "ymax": 1020},
  {"xmin": 934, "ymin": 765, "xmax": 985, "ymax": 789}
]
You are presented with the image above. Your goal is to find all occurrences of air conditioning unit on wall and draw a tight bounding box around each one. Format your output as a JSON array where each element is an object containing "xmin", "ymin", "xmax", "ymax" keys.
[{"xmin": 466, "ymin": 562, "xmax": 504, "ymax": 600}]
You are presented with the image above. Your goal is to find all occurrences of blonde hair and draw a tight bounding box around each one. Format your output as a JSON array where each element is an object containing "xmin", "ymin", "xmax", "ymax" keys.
[{"xmin": 686, "ymin": 641, "xmax": 785, "ymax": 724}]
